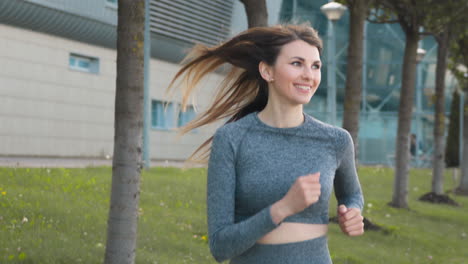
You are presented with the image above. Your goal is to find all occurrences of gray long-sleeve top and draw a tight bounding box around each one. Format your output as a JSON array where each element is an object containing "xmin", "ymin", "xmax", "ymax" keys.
[{"xmin": 207, "ymin": 112, "xmax": 364, "ymax": 262}]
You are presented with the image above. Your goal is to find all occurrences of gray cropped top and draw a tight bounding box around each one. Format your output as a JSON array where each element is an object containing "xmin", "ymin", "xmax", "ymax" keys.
[{"xmin": 207, "ymin": 112, "xmax": 364, "ymax": 262}]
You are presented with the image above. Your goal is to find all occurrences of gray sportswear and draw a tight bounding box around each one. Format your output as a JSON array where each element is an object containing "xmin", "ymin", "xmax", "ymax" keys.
[{"xmin": 207, "ymin": 112, "xmax": 364, "ymax": 262}]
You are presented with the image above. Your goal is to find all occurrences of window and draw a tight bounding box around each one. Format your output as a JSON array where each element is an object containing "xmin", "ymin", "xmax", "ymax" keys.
[
  {"xmin": 152, "ymin": 100, "xmax": 176, "ymax": 130},
  {"xmin": 151, "ymin": 101, "xmax": 197, "ymax": 131},
  {"xmin": 106, "ymin": 0, "xmax": 118, "ymax": 8},
  {"xmin": 178, "ymin": 105, "xmax": 196, "ymax": 127},
  {"xmin": 69, "ymin": 53, "xmax": 99, "ymax": 74}
]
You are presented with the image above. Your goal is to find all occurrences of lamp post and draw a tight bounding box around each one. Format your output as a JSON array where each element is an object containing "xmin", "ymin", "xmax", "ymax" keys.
[
  {"xmin": 143, "ymin": 0, "xmax": 151, "ymax": 168},
  {"xmin": 321, "ymin": 1, "xmax": 347, "ymax": 126},
  {"xmin": 456, "ymin": 64, "xmax": 467, "ymax": 171},
  {"xmin": 459, "ymin": 88, "xmax": 465, "ymax": 168},
  {"xmin": 415, "ymin": 47, "xmax": 426, "ymax": 166}
]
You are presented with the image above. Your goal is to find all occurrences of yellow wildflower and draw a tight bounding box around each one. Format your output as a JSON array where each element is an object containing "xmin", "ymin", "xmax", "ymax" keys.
[
  {"xmin": 201, "ymin": 235, "xmax": 208, "ymax": 241},
  {"xmin": 1, "ymin": 191, "xmax": 6, "ymax": 196}
]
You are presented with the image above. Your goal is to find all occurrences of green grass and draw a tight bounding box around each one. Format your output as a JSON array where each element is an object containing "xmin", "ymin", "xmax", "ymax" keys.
[{"xmin": 0, "ymin": 166, "xmax": 467, "ymax": 263}]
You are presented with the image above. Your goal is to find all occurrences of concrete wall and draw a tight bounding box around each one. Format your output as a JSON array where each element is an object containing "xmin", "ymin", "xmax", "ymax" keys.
[{"xmin": 0, "ymin": 24, "xmax": 221, "ymax": 161}]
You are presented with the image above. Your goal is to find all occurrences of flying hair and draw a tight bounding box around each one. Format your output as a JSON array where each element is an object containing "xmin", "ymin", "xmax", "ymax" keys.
[{"xmin": 166, "ymin": 23, "xmax": 323, "ymax": 163}]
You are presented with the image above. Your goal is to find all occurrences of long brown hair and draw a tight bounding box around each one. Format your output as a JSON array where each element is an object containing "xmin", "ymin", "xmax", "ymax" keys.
[{"xmin": 167, "ymin": 24, "xmax": 323, "ymax": 162}]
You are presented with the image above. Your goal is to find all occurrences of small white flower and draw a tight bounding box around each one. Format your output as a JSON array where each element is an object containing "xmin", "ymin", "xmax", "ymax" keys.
[
  {"xmin": 367, "ymin": 203, "xmax": 373, "ymax": 208},
  {"xmin": 385, "ymin": 214, "xmax": 391, "ymax": 218},
  {"xmin": 21, "ymin": 217, "xmax": 28, "ymax": 223},
  {"xmin": 96, "ymin": 243, "xmax": 103, "ymax": 248}
]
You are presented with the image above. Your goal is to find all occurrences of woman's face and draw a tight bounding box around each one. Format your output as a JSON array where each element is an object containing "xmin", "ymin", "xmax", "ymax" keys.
[{"xmin": 263, "ymin": 40, "xmax": 321, "ymax": 107}]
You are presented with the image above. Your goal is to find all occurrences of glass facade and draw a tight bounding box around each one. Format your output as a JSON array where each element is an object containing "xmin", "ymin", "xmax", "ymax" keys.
[{"xmin": 230, "ymin": 0, "xmax": 456, "ymax": 166}]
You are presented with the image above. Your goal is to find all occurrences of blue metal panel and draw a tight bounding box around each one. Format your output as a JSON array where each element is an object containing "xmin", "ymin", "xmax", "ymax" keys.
[
  {"xmin": 24, "ymin": 0, "xmax": 117, "ymax": 25},
  {"xmin": 0, "ymin": 0, "xmax": 235, "ymax": 63},
  {"xmin": 0, "ymin": 0, "xmax": 117, "ymax": 48},
  {"xmin": 150, "ymin": 0, "xmax": 234, "ymax": 47}
]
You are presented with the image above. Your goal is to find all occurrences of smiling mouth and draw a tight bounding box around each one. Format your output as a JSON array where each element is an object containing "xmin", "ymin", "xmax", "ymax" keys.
[{"xmin": 295, "ymin": 85, "xmax": 311, "ymax": 91}]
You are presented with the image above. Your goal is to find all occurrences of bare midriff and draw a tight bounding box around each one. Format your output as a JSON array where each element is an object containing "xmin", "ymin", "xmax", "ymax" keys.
[{"xmin": 257, "ymin": 223, "xmax": 328, "ymax": 244}]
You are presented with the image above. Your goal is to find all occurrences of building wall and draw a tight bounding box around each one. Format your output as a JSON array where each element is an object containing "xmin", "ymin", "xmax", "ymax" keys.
[
  {"xmin": 148, "ymin": 58, "xmax": 222, "ymax": 161},
  {"xmin": 0, "ymin": 24, "xmax": 221, "ymax": 160}
]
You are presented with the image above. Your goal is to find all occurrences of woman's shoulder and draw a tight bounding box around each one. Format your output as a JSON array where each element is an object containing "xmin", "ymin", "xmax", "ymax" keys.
[
  {"xmin": 304, "ymin": 114, "xmax": 352, "ymax": 145},
  {"xmin": 214, "ymin": 113, "xmax": 256, "ymax": 140},
  {"xmin": 304, "ymin": 114, "xmax": 341, "ymax": 133}
]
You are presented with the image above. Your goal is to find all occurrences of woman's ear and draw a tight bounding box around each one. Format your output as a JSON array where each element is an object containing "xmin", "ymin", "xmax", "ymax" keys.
[{"xmin": 259, "ymin": 61, "xmax": 274, "ymax": 82}]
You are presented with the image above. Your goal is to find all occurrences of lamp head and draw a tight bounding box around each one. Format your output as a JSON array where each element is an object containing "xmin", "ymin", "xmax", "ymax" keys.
[
  {"xmin": 320, "ymin": 2, "xmax": 347, "ymax": 21},
  {"xmin": 416, "ymin": 48, "xmax": 426, "ymax": 63}
]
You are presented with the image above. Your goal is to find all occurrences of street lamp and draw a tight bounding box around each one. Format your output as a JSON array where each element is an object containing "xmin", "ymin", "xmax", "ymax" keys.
[
  {"xmin": 416, "ymin": 48, "xmax": 426, "ymax": 63},
  {"xmin": 321, "ymin": 1, "xmax": 347, "ymax": 126},
  {"xmin": 456, "ymin": 64, "xmax": 467, "ymax": 170},
  {"xmin": 143, "ymin": 0, "xmax": 151, "ymax": 168},
  {"xmin": 415, "ymin": 47, "xmax": 426, "ymax": 166}
]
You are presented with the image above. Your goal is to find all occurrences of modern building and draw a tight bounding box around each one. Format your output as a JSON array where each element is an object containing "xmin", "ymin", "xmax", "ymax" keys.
[
  {"xmin": 0, "ymin": 0, "xmax": 233, "ymax": 163},
  {"xmin": 0, "ymin": 0, "xmax": 456, "ymax": 166}
]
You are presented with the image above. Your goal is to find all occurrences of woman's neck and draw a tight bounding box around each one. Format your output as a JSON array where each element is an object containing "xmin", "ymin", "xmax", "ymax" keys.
[{"xmin": 258, "ymin": 103, "xmax": 304, "ymax": 128}]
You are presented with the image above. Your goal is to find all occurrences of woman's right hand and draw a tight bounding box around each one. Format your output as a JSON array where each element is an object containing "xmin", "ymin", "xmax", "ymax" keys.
[{"xmin": 270, "ymin": 172, "xmax": 321, "ymax": 224}]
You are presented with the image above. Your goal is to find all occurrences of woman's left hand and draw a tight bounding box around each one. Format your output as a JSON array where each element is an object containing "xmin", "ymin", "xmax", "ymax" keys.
[{"xmin": 337, "ymin": 205, "xmax": 364, "ymax": 236}]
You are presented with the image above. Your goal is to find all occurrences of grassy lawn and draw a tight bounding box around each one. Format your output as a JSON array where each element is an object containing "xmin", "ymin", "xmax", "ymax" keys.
[{"xmin": 0, "ymin": 166, "xmax": 467, "ymax": 263}]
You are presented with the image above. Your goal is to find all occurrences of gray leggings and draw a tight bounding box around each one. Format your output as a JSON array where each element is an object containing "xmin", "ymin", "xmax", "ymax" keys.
[{"xmin": 230, "ymin": 235, "xmax": 332, "ymax": 264}]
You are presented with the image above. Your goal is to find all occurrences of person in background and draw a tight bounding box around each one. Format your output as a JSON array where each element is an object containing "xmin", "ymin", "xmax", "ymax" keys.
[{"xmin": 410, "ymin": 133, "xmax": 417, "ymax": 158}]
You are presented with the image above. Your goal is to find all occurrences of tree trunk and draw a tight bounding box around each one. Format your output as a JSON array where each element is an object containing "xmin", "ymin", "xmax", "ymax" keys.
[
  {"xmin": 432, "ymin": 30, "xmax": 450, "ymax": 195},
  {"xmin": 104, "ymin": 0, "xmax": 145, "ymax": 263},
  {"xmin": 342, "ymin": 0, "xmax": 368, "ymax": 158},
  {"xmin": 239, "ymin": 0, "xmax": 268, "ymax": 28},
  {"xmin": 390, "ymin": 31, "xmax": 419, "ymax": 208},
  {"xmin": 457, "ymin": 92, "xmax": 468, "ymax": 195},
  {"xmin": 445, "ymin": 90, "xmax": 460, "ymax": 168}
]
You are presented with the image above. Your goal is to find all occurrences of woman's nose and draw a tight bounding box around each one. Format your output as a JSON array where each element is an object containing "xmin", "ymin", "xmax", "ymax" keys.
[{"xmin": 302, "ymin": 67, "xmax": 313, "ymax": 79}]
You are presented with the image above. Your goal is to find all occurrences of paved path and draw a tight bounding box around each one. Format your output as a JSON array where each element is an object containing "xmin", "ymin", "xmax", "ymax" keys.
[{"xmin": 0, "ymin": 157, "xmax": 191, "ymax": 168}]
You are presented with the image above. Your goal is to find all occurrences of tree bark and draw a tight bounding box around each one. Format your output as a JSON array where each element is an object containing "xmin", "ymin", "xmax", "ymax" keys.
[
  {"xmin": 342, "ymin": 0, "xmax": 368, "ymax": 159},
  {"xmin": 239, "ymin": 0, "xmax": 268, "ymax": 28},
  {"xmin": 445, "ymin": 90, "xmax": 460, "ymax": 168},
  {"xmin": 432, "ymin": 30, "xmax": 450, "ymax": 195},
  {"xmin": 104, "ymin": 0, "xmax": 145, "ymax": 263},
  {"xmin": 390, "ymin": 31, "xmax": 419, "ymax": 208}
]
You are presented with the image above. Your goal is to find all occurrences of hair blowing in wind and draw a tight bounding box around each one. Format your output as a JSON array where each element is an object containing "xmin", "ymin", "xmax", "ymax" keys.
[{"xmin": 167, "ymin": 24, "xmax": 322, "ymax": 161}]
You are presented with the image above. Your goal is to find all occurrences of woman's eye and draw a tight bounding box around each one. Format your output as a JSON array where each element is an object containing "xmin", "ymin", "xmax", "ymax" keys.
[
  {"xmin": 312, "ymin": 64, "xmax": 321, "ymax": 69},
  {"xmin": 291, "ymin": 61, "xmax": 302, "ymax": 66}
]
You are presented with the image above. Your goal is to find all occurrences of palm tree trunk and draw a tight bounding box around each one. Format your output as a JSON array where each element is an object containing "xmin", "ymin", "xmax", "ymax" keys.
[
  {"xmin": 432, "ymin": 30, "xmax": 449, "ymax": 195},
  {"xmin": 239, "ymin": 0, "xmax": 268, "ymax": 27},
  {"xmin": 342, "ymin": 0, "xmax": 368, "ymax": 157},
  {"xmin": 104, "ymin": 0, "xmax": 145, "ymax": 263},
  {"xmin": 391, "ymin": 31, "xmax": 419, "ymax": 208}
]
